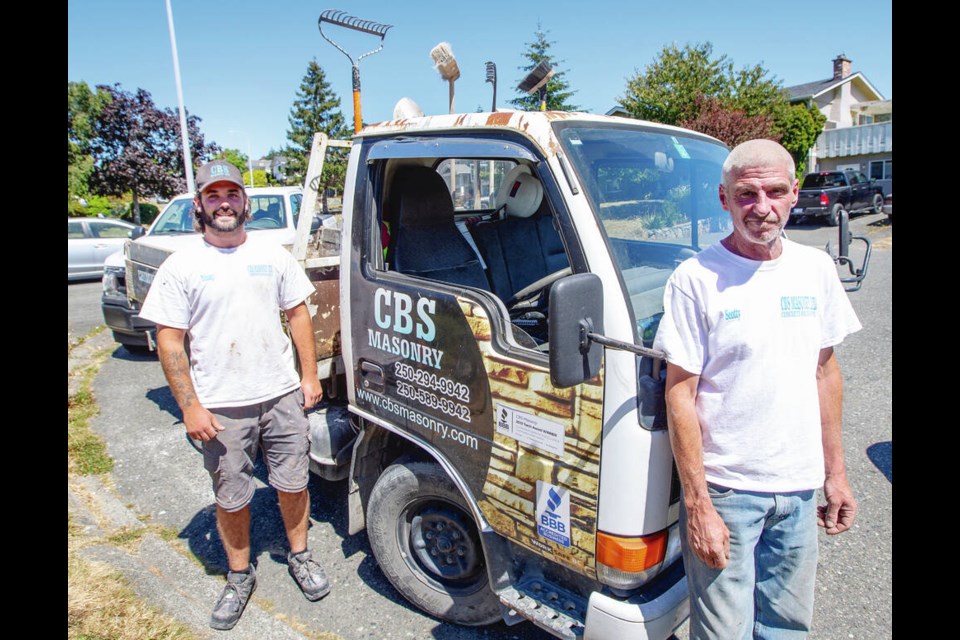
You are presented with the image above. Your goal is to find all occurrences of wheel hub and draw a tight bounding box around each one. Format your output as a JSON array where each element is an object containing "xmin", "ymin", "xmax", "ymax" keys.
[{"xmin": 410, "ymin": 506, "xmax": 479, "ymax": 582}]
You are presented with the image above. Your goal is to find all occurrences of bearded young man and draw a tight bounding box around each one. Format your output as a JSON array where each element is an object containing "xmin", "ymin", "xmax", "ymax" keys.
[{"xmin": 139, "ymin": 160, "xmax": 330, "ymax": 630}]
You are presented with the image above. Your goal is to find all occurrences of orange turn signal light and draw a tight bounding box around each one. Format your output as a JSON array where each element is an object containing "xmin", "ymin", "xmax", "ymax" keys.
[{"xmin": 596, "ymin": 530, "xmax": 668, "ymax": 572}]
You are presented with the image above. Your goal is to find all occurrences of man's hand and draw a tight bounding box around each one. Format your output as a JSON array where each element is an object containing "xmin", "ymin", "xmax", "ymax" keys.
[
  {"xmin": 301, "ymin": 376, "xmax": 323, "ymax": 410},
  {"xmin": 686, "ymin": 500, "xmax": 731, "ymax": 569},
  {"xmin": 183, "ymin": 404, "xmax": 224, "ymax": 442},
  {"xmin": 818, "ymin": 473, "xmax": 857, "ymax": 534}
]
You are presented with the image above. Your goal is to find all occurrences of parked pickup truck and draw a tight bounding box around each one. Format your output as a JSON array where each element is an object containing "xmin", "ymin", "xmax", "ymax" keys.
[
  {"xmin": 791, "ymin": 169, "xmax": 884, "ymax": 226},
  {"xmin": 101, "ymin": 186, "xmax": 328, "ymax": 350}
]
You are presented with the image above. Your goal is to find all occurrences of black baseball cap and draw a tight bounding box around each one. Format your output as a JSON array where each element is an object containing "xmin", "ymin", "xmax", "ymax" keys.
[{"xmin": 196, "ymin": 160, "xmax": 245, "ymax": 192}]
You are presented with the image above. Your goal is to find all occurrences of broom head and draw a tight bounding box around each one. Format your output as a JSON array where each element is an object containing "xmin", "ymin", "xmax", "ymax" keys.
[{"xmin": 430, "ymin": 42, "xmax": 461, "ymax": 81}]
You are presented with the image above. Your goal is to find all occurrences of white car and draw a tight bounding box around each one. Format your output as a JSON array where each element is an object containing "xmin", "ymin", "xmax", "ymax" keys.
[{"xmin": 68, "ymin": 216, "xmax": 139, "ymax": 281}]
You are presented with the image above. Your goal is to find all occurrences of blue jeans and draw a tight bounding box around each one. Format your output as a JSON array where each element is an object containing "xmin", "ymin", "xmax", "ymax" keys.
[{"xmin": 680, "ymin": 484, "xmax": 818, "ymax": 640}]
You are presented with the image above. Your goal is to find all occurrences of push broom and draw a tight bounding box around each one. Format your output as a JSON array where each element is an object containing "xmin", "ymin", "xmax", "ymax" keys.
[
  {"xmin": 430, "ymin": 42, "xmax": 460, "ymax": 115},
  {"xmin": 518, "ymin": 60, "xmax": 555, "ymax": 111},
  {"xmin": 318, "ymin": 9, "xmax": 392, "ymax": 133}
]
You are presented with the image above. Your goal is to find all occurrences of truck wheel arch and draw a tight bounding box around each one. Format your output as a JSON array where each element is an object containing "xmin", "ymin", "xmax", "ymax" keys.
[
  {"xmin": 826, "ymin": 202, "xmax": 844, "ymax": 227},
  {"xmin": 365, "ymin": 460, "xmax": 503, "ymax": 626}
]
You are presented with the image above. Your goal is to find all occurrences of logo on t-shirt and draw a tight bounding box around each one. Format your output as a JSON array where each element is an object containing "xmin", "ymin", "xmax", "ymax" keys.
[
  {"xmin": 247, "ymin": 264, "xmax": 274, "ymax": 277},
  {"xmin": 723, "ymin": 309, "xmax": 741, "ymax": 320},
  {"xmin": 780, "ymin": 296, "xmax": 817, "ymax": 317}
]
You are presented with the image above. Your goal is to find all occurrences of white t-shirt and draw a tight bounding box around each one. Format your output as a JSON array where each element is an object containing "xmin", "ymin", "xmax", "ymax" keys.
[
  {"xmin": 139, "ymin": 235, "xmax": 316, "ymax": 409},
  {"xmin": 653, "ymin": 238, "xmax": 862, "ymax": 492}
]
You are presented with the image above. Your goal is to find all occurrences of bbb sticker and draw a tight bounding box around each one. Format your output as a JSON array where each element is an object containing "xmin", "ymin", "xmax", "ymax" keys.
[{"xmin": 536, "ymin": 480, "xmax": 571, "ymax": 547}]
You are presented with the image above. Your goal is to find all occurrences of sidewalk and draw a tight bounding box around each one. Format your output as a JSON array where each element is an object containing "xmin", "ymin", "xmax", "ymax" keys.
[{"xmin": 68, "ymin": 332, "xmax": 314, "ymax": 640}]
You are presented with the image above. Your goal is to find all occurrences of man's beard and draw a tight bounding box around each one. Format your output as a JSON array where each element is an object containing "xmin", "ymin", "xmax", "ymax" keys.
[{"xmin": 201, "ymin": 204, "xmax": 247, "ymax": 232}]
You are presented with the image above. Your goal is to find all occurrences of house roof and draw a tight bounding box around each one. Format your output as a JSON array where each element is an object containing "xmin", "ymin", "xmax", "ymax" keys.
[{"xmin": 786, "ymin": 71, "xmax": 884, "ymax": 103}]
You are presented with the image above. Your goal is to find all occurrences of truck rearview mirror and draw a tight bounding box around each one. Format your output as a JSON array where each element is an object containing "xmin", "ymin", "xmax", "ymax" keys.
[{"xmin": 549, "ymin": 273, "xmax": 604, "ymax": 388}]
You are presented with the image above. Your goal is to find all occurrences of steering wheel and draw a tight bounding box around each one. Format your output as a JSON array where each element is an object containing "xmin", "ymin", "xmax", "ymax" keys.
[{"xmin": 506, "ymin": 267, "xmax": 572, "ymax": 309}]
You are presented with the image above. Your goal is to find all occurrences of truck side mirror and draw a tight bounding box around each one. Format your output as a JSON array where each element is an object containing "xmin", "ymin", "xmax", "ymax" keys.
[
  {"xmin": 129, "ymin": 226, "xmax": 146, "ymax": 240},
  {"xmin": 548, "ymin": 273, "xmax": 604, "ymax": 388}
]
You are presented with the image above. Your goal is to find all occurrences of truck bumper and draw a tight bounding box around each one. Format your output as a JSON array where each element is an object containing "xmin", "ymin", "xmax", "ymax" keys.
[
  {"xmin": 791, "ymin": 206, "xmax": 827, "ymax": 217},
  {"xmin": 101, "ymin": 295, "xmax": 157, "ymax": 349},
  {"xmin": 583, "ymin": 560, "xmax": 689, "ymax": 640}
]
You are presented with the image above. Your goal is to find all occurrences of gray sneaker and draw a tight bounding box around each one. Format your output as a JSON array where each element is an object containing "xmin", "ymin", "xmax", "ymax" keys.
[
  {"xmin": 210, "ymin": 565, "xmax": 257, "ymax": 630},
  {"xmin": 287, "ymin": 549, "xmax": 331, "ymax": 601}
]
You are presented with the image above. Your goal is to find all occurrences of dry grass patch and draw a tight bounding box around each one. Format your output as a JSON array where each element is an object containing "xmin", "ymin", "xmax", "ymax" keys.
[{"xmin": 68, "ymin": 543, "xmax": 197, "ymax": 640}]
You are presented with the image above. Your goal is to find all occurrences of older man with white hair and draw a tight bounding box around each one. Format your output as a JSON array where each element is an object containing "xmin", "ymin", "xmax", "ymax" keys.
[{"xmin": 654, "ymin": 139, "xmax": 861, "ymax": 639}]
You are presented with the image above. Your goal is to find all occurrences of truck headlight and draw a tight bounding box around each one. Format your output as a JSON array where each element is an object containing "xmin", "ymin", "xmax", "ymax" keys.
[{"xmin": 102, "ymin": 266, "xmax": 125, "ymax": 298}]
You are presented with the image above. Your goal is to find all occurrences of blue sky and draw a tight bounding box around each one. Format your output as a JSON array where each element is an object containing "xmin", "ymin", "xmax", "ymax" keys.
[{"xmin": 68, "ymin": 0, "xmax": 892, "ymax": 160}]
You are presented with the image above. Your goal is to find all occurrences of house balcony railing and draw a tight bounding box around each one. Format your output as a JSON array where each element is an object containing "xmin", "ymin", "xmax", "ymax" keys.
[{"xmin": 815, "ymin": 122, "xmax": 892, "ymax": 159}]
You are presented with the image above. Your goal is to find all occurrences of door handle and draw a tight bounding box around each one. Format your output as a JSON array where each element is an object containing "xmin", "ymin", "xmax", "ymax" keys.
[{"xmin": 359, "ymin": 360, "xmax": 385, "ymax": 393}]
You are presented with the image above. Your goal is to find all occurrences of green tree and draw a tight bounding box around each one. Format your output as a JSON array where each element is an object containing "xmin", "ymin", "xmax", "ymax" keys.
[
  {"xmin": 68, "ymin": 81, "xmax": 111, "ymax": 208},
  {"xmin": 619, "ymin": 42, "xmax": 822, "ymax": 171},
  {"xmin": 88, "ymin": 84, "xmax": 219, "ymax": 224},
  {"xmin": 285, "ymin": 59, "xmax": 348, "ymax": 209},
  {"xmin": 771, "ymin": 103, "xmax": 827, "ymax": 177},
  {"xmin": 509, "ymin": 23, "xmax": 579, "ymax": 111},
  {"xmin": 618, "ymin": 42, "xmax": 731, "ymax": 125},
  {"xmin": 215, "ymin": 148, "xmax": 251, "ymax": 184}
]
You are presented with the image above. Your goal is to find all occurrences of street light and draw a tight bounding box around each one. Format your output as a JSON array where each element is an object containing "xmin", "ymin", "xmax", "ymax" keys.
[
  {"xmin": 229, "ymin": 129, "xmax": 255, "ymax": 187},
  {"xmin": 165, "ymin": 0, "xmax": 194, "ymax": 193}
]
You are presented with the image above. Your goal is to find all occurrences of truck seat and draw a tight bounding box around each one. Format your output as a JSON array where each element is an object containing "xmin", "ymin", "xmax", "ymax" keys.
[
  {"xmin": 391, "ymin": 166, "xmax": 491, "ymax": 291},
  {"xmin": 470, "ymin": 167, "xmax": 569, "ymax": 303},
  {"xmin": 251, "ymin": 201, "xmax": 283, "ymax": 228}
]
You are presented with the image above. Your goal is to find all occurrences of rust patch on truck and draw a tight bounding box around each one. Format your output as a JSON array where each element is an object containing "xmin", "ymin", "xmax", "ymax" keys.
[
  {"xmin": 485, "ymin": 112, "xmax": 513, "ymax": 127},
  {"xmin": 309, "ymin": 266, "xmax": 341, "ymax": 360}
]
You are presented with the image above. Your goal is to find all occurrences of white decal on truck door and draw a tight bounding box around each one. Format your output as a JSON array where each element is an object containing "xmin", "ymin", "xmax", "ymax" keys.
[{"xmin": 495, "ymin": 403, "xmax": 565, "ymax": 457}]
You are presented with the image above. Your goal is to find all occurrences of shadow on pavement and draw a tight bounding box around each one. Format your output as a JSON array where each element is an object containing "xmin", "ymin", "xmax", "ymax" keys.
[{"xmin": 866, "ymin": 441, "xmax": 892, "ymax": 482}]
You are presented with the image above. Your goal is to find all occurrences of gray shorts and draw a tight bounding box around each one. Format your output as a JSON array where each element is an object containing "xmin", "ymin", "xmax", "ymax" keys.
[{"xmin": 202, "ymin": 388, "xmax": 310, "ymax": 512}]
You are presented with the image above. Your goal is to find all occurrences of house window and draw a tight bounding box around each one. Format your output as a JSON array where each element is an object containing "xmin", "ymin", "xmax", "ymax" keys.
[
  {"xmin": 857, "ymin": 114, "xmax": 874, "ymax": 125},
  {"xmin": 869, "ymin": 160, "xmax": 892, "ymax": 180}
]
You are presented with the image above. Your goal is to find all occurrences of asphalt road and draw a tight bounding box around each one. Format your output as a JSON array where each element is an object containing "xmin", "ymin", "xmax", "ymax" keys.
[{"xmin": 67, "ymin": 212, "xmax": 892, "ymax": 639}]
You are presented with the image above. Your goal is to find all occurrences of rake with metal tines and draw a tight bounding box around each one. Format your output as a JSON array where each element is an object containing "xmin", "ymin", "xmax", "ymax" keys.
[
  {"xmin": 485, "ymin": 61, "xmax": 497, "ymax": 111},
  {"xmin": 318, "ymin": 9, "xmax": 392, "ymax": 133}
]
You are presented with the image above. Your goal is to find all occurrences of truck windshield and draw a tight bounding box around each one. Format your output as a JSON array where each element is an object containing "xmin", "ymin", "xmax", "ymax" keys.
[
  {"xmin": 149, "ymin": 197, "xmax": 197, "ymax": 235},
  {"xmin": 555, "ymin": 123, "xmax": 730, "ymax": 343}
]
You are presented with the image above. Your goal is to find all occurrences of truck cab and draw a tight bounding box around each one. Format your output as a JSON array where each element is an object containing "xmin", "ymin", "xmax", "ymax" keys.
[{"xmin": 302, "ymin": 111, "xmax": 734, "ymax": 639}]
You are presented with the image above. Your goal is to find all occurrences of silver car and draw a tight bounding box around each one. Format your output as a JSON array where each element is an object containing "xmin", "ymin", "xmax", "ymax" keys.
[{"xmin": 68, "ymin": 217, "xmax": 139, "ymax": 281}]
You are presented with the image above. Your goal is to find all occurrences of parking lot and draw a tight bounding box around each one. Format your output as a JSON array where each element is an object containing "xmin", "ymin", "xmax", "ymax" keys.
[{"xmin": 68, "ymin": 212, "xmax": 892, "ymax": 639}]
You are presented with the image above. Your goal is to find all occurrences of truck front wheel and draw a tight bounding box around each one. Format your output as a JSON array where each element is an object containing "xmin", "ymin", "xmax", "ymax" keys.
[
  {"xmin": 366, "ymin": 461, "xmax": 502, "ymax": 626},
  {"xmin": 826, "ymin": 203, "xmax": 843, "ymax": 227}
]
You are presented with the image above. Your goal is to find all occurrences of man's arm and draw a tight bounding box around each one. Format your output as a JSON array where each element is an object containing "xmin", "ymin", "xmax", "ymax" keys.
[
  {"xmin": 284, "ymin": 302, "xmax": 322, "ymax": 410},
  {"xmin": 155, "ymin": 325, "xmax": 223, "ymax": 441},
  {"xmin": 664, "ymin": 362, "xmax": 730, "ymax": 569},
  {"xmin": 816, "ymin": 346, "xmax": 857, "ymax": 534}
]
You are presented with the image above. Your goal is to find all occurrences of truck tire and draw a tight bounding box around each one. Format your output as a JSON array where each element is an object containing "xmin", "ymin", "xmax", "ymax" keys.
[
  {"xmin": 872, "ymin": 193, "xmax": 884, "ymax": 214},
  {"xmin": 826, "ymin": 203, "xmax": 843, "ymax": 227},
  {"xmin": 366, "ymin": 461, "xmax": 502, "ymax": 626}
]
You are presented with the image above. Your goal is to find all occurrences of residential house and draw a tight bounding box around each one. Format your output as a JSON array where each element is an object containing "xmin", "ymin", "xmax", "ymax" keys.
[
  {"xmin": 786, "ymin": 54, "xmax": 892, "ymax": 194},
  {"xmin": 254, "ymin": 156, "xmax": 291, "ymax": 183}
]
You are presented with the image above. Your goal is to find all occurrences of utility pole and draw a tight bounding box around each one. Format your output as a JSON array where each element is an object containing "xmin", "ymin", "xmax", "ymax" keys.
[{"xmin": 165, "ymin": 0, "xmax": 194, "ymax": 193}]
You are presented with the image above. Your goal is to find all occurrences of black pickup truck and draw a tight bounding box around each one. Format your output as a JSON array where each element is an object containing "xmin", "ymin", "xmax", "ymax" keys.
[{"xmin": 791, "ymin": 170, "xmax": 885, "ymax": 226}]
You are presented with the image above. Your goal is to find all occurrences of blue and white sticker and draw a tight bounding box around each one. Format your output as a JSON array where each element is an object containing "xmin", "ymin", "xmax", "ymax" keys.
[{"xmin": 536, "ymin": 480, "xmax": 571, "ymax": 547}]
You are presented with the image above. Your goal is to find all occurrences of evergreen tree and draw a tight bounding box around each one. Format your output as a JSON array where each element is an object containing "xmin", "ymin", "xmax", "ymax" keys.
[
  {"xmin": 509, "ymin": 23, "xmax": 579, "ymax": 111},
  {"xmin": 285, "ymin": 59, "xmax": 348, "ymax": 209}
]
